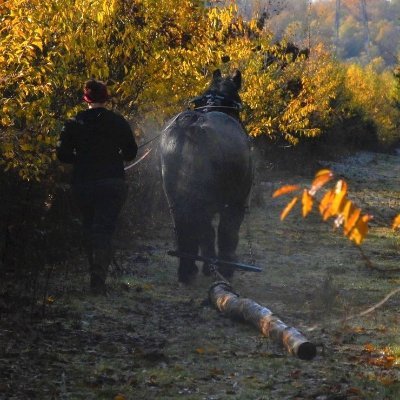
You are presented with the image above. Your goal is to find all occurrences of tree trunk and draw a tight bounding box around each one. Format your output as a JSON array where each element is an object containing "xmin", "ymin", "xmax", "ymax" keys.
[{"xmin": 209, "ymin": 281, "xmax": 317, "ymax": 360}]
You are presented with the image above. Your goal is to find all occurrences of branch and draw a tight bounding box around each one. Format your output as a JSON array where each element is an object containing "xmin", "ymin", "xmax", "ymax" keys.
[
  {"xmin": 307, "ymin": 286, "xmax": 400, "ymax": 331},
  {"xmin": 352, "ymin": 286, "xmax": 400, "ymax": 319},
  {"xmin": 356, "ymin": 245, "xmax": 400, "ymax": 273}
]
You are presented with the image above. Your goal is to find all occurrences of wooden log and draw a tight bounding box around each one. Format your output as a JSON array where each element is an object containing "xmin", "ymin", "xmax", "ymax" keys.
[{"xmin": 209, "ymin": 281, "xmax": 317, "ymax": 360}]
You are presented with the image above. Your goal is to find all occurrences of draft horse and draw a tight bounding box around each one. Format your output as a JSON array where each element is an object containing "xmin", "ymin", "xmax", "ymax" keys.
[{"xmin": 160, "ymin": 69, "xmax": 253, "ymax": 283}]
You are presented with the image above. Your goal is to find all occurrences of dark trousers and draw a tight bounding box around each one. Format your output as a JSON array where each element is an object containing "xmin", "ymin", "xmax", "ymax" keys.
[{"xmin": 73, "ymin": 178, "xmax": 127, "ymax": 261}]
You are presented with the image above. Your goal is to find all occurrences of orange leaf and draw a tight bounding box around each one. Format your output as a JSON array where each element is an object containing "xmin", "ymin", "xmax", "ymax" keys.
[
  {"xmin": 334, "ymin": 214, "xmax": 344, "ymax": 229},
  {"xmin": 335, "ymin": 179, "xmax": 347, "ymax": 195},
  {"xmin": 302, "ymin": 189, "xmax": 313, "ymax": 217},
  {"xmin": 393, "ymin": 214, "xmax": 400, "ymax": 230},
  {"xmin": 344, "ymin": 207, "xmax": 361, "ymax": 235},
  {"xmin": 348, "ymin": 214, "xmax": 373, "ymax": 245},
  {"xmin": 331, "ymin": 192, "xmax": 347, "ymax": 215},
  {"xmin": 195, "ymin": 348, "xmax": 205, "ymax": 354},
  {"xmin": 272, "ymin": 185, "xmax": 300, "ymax": 198},
  {"xmin": 364, "ymin": 343, "xmax": 376, "ymax": 352},
  {"xmin": 319, "ymin": 188, "xmax": 335, "ymax": 220},
  {"xmin": 280, "ymin": 196, "xmax": 298, "ymax": 220},
  {"xmin": 310, "ymin": 169, "xmax": 333, "ymax": 195},
  {"xmin": 330, "ymin": 180, "xmax": 348, "ymax": 215},
  {"xmin": 334, "ymin": 200, "xmax": 354, "ymax": 228},
  {"xmin": 315, "ymin": 169, "xmax": 333, "ymax": 178},
  {"xmin": 341, "ymin": 200, "xmax": 355, "ymax": 224}
]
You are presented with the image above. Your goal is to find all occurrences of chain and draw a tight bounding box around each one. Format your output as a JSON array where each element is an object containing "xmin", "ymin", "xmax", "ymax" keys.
[
  {"xmin": 245, "ymin": 206, "xmax": 255, "ymax": 266},
  {"xmin": 244, "ymin": 148, "xmax": 256, "ymax": 266},
  {"xmin": 209, "ymin": 263, "xmax": 231, "ymax": 285}
]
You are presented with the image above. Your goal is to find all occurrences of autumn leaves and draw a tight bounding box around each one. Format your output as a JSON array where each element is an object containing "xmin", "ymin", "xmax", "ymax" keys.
[{"xmin": 273, "ymin": 169, "xmax": 399, "ymax": 246}]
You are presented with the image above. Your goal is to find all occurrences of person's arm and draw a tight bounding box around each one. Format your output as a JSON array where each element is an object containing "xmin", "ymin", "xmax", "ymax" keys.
[
  {"xmin": 118, "ymin": 117, "xmax": 138, "ymax": 161},
  {"xmin": 56, "ymin": 119, "xmax": 78, "ymax": 163}
]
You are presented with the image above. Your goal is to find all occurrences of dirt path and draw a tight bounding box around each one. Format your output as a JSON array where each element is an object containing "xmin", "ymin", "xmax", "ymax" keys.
[{"xmin": 1, "ymin": 151, "xmax": 399, "ymax": 400}]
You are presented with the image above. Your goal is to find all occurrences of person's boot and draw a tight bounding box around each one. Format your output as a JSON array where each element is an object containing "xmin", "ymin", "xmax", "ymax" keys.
[
  {"xmin": 90, "ymin": 248, "xmax": 112, "ymax": 295},
  {"xmin": 90, "ymin": 273, "xmax": 107, "ymax": 295}
]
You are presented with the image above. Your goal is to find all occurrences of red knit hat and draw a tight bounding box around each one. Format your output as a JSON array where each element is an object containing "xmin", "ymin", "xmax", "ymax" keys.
[{"xmin": 83, "ymin": 79, "xmax": 110, "ymax": 103}]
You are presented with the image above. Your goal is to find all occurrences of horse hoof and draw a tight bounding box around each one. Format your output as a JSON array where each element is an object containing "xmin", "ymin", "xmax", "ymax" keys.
[
  {"xmin": 178, "ymin": 265, "xmax": 198, "ymax": 284},
  {"xmin": 178, "ymin": 272, "xmax": 197, "ymax": 284}
]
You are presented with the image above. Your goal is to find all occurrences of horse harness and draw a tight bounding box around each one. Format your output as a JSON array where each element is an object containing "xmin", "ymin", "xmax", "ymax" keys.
[{"xmin": 189, "ymin": 92, "xmax": 242, "ymax": 115}]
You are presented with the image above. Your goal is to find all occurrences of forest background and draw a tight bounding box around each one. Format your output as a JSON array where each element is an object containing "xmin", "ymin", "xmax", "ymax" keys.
[{"xmin": 1, "ymin": 0, "xmax": 400, "ymax": 326}]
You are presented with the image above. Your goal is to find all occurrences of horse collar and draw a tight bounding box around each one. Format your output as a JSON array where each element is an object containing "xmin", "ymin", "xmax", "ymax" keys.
[{"xmin": 190, "ymin": 92, "xmax": 242, "ymax": 113}]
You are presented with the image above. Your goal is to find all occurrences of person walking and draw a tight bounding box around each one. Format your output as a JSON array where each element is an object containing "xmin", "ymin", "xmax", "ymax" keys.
[{"xmin": 57, "ymin": 79, "xmax": 138, "ymax": 294}]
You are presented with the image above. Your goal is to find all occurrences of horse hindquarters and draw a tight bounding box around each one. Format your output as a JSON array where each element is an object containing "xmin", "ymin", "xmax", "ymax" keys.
[
  {"xmin": 161, "ymin": 119, "xmax": 217, "ymax": 282},
  {"xmin": 161, "ymin": 111, "xmax": 253, "ymax": 282}
]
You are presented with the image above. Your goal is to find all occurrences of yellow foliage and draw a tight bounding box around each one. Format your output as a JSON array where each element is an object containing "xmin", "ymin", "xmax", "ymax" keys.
[
  {"xmin": 275, "ymin": 170, "xmax": 375, "ymax": 245},
  {"xmin": 343, "ymin": 207, "xmax": 361, "ymax": 236},
  {"xmin": 347, "ymin": 214, "xmax": 373, "ymax": 245},
  {"xmin": 241, "ymin": 43, "xmax": 344, "ymax": 144},
  {"xmin": 341, "ymin": 201, "xmax": 356, "ymax": 229},
  {"xmin": 1, "ymin": 0, "xmax": 221, "ymax": 179},
  {"xmin": 302, "ymin": 189, "xmax": 313, "ymax": 218},
  {"xmin": 280, "ymin": 196, "xmax": 298, "ymax": 221},
  {"xmin": 330, "ymin": 180, "xmax": 348, "ymax": 215},
  {"xmin": 319, "ymin": 188, "xmax": 335, "ymax": 221},
  {"xmin": 345, "ymin": 63, "xmax": 400, "ymax": 146},
  {"xmin": 272, "ymin": 185, "xmax": 300, "ymax": 198},
  {"xmin": 309, "ymin": 169, "xmax": 333, "ymax": 195},
  {"xmin": 393, "ymin": 214, "xmax": 400, "ymax": 230},
  {"xmin": 4, "ymin": 0, "xmax": 335, "ymax": 179},
  {"xmin": 2, "ymin": 0, "xmax": 399, "ymax": 181}
]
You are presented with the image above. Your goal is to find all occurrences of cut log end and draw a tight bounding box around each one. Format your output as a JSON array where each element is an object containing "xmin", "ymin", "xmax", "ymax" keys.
[{"xmin": 296, "ymin": 342, "xmax": 317, "ymax": 360}]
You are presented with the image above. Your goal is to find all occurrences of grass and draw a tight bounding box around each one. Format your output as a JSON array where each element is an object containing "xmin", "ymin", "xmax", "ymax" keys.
[{"xmin": 1, "ymin": 149, "xmax": 400, "ymax": 399}]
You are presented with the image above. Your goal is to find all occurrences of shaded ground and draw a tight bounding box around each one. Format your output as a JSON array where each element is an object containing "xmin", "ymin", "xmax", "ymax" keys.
[{"xmin": 1, "ymin": 151, "xmax": 400, "ymax": 399}]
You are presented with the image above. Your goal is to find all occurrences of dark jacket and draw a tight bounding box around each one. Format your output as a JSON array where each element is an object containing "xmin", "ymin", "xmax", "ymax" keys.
[{"xmin": 56, "ymin": 108, "xmax": 138, "ymax": 183}]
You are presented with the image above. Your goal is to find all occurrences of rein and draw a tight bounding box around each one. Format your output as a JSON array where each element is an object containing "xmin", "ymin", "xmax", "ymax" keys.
[
  {"xmin": 193, "ymin": 104, "xmax": 242, "ymax": 111},
  {"xmin": 137, "ymin": 133, "xmax": 164, "ymax": 149},
  {"xmin": 124, "ymin": 138, "xmax": 159, "ymax": 172},
  {"xmin": 124, "ymin": 148, "xmax": 152, "ymax": 171},
  {"xmin": 124, "ymin": 112, "xmax": 183, "ymax": 171},
  {"xmin": 190, "ymin": 92, "xmax": 242, "ymax": 113}
]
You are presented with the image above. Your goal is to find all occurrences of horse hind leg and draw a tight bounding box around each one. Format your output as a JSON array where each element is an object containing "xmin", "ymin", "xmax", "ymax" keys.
[
  {"xmin": 198, "ymin": 211, "xmax": 217, "ymax": 277},
  {"xmin": 217, "ymin": 204, "xmax": 246, "ymax": 279},
  {"xmin": 173, "ymin": 214, "xmax": 200, "ymax": 284}
]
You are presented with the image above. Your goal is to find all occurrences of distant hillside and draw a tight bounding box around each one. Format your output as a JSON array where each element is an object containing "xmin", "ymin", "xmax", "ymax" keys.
[{"xmin": 236, "ymin": 0, "xmax": 400, "ymax": 69}]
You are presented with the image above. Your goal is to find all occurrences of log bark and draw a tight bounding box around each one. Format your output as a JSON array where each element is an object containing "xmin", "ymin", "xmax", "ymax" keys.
[{"xmin": 209, "ymin": 282, "xmax": 317, "ymax": 360}]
